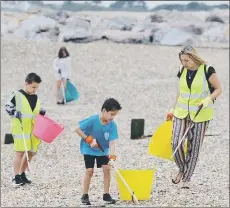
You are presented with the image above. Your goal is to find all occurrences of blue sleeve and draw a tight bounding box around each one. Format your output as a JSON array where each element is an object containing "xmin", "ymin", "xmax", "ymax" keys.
[
  {"xmin": 109, "ymin": 122, "xmax": 118, "ymax": 141},
  {"xmin": 79, "ymin": 115, "xmax": 95, "ymax": 132}
]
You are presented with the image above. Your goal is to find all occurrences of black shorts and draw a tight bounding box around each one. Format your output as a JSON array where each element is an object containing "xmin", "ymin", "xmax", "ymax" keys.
[{"xmin": 84, "ymin": 154, "xmax": 109, "ymax": 169}]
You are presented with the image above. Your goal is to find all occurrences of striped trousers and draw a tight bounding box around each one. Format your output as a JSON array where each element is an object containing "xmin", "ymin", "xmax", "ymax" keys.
[{"xmin": 172, "ymin": 115, "xmax": 209, "ymax": 182}]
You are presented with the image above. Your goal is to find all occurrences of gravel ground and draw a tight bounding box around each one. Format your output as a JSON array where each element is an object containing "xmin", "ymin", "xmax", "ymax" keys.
[{"xmin": 1, "ymin": 37, "xmax": 229, "ymax": 207}]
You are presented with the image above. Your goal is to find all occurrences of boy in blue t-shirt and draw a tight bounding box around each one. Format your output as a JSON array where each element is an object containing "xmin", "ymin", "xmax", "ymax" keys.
[{"xmin": 75, "ymin": 98, "xmax": 122, "ymax": 205}]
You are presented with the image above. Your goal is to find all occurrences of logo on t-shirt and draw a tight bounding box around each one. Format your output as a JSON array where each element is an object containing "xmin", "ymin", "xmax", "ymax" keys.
[{"xmin": 104, "ymin": 132, "xmax": 109, "ymax": 140}]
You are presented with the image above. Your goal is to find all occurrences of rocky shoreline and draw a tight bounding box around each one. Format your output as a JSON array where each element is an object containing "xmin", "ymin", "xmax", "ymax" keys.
[{"xmin": 1, "ymin": 9, "xmax": 229, "ymax": 48}]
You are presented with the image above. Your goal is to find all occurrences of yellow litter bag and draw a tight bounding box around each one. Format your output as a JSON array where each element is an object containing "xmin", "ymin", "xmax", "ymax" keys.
[
  {"xmin": 148, "ymin": 120, "xmax": 187, "ymax": 161},
  {"xmin": 116, "ymin": 169, "xmax": 154, "ymax": 201}
]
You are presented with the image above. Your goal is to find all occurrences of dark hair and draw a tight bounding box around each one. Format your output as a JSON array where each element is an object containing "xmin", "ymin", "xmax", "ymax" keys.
[
  {"xmin": 101, "ymin": 98, "xmax": 122, "ymax": 112},
  {"xmin": 58, "ymin": 47, "xmax": 70, "ymax": 58},
  {"xmin": 25, "ymin": 73, "xmax": 42, "ymax": 84}
]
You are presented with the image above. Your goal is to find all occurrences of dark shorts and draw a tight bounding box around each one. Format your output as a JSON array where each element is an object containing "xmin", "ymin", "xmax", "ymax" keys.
[{"xmin": 84, "ymin": 154, "xmax": 109, "ymax": 169}]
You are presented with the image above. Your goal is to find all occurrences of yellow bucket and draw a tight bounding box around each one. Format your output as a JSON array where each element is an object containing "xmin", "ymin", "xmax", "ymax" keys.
[{"xmin": 116, "ymin": 169, "xmax": 154, "ymax": 201}]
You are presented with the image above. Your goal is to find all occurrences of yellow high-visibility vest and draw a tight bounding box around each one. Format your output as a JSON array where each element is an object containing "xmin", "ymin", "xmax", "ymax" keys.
[
  {"xmin": 11, "ymin": 91, "xmax": 41, "ymax": 152},
  {"xmin": 174, "ymin": 64, "xmax": 214, "ymax": 122}
]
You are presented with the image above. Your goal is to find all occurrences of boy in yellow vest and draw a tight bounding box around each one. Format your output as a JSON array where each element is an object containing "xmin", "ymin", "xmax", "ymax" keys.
[{"xmin": 4, "ymin": 73, "xmax": 46, "ymax": 186}]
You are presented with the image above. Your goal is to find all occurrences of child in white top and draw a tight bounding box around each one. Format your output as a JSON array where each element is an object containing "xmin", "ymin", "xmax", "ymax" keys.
[{"xmin": 53, "ymin": 47, "xmax": 72, "ymax": 104}]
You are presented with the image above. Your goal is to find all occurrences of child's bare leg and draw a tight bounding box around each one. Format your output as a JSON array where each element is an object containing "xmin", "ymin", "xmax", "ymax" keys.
[
  {"xmin": 56, "ymin": 80, "xmax": 61, "ymax": 103},
  {"xmin": 14, "ymin": 152, "xmax": 24, "ymax": 175},
  {"xmin": 61, "ymin": 79, "xmax": 67, "ymax": 102},
  {"xmin": 102, "ymin": 164, "xmax": 111, "ymax": 193},
  {"xmin": 83, "ymin": 168, "xmax": 94, "ymax": 194},
  {"xmin": 19, "ymin": 152, "xmax": 34, "ymax": 173},
  {"xmin": 63, "ymin": 79, "xmax": 67, "ymax": 90}
]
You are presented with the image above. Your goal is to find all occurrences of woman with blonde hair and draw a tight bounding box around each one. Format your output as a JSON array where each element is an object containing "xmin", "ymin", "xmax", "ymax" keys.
[{"xmin": 166, "ymin": 45, "xmax": 222, "ymax": 188}]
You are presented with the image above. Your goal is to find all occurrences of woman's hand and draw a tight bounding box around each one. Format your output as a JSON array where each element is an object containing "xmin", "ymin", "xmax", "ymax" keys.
[
  {"xmin": 197, "ymin": 96, "xmax": 212, "ymax": 108},
  {"xmin": 166, "ymin": 108, "xmax": 174, "ymax": 121}
]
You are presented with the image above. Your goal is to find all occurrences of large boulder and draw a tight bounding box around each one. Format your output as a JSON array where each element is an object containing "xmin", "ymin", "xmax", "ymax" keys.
[
  {"xmin": 200, "ymin": 24, "xmax": 229, "ymax": 43},
  {"xmin": 58, "ymin": 16, "xmax": 96, "ymax": 43},
  {"xmin": 144, "ymin": 14, "xmax": 165, "ymax": 23},
  {"xmin": 84, "ymin": 15, "xmax": 102, "ymax": 30},
  {"xmin": 64, "ymin": 16, "xmax": 91, "ymax": 30},
  {"xmin": 42, "ymin": 10, "xmax": 70, "ymax": 25},
  {"xmin": 131, "ymin": 23, "xmax": 157, "ymax": 32},
  {"xmin": 184, "ymin": 24, "xmax": 204, "ymax": 35},
  {"xmin": 160, "ymin": 28, "xmax": 195, "ymax": 46},
  {"xmin": 1, "ymin": 13, "xmax": 22, "ymax": 36},
  {"xmin": 58, "ymin": 28, "xmax": 101, "ymax": 43},
  {"xmin": 96, "ymin": 16, "xmax": 136, "ymax": 31},
  {"xmin": 151, "ymin": 23, "xmax": 171, "ymax": 43},
  {"xmin": 1, "ymin": 19, "xmax": 20, "ymax": 36},
  {"xmin": 13, "ymin": 15, "xmax": 56, "ymax": 39},
  {"xmin": 101, "ymin": 30, "xmax": 152, "ymax": 44},
  {"xmin": 205, "ymin": 15, "xmax": 225, "ymax": 24}
]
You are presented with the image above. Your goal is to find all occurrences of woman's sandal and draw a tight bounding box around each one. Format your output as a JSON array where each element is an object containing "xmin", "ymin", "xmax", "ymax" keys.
[{"xmin": 172, "ymin": 172, "xmax": 184, "ymax": 184}]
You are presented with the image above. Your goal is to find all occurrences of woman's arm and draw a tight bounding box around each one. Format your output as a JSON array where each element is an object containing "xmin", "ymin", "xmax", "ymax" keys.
[{"xmin": 208, "ymin": 73, "xmax": 222, "ymax": 100}]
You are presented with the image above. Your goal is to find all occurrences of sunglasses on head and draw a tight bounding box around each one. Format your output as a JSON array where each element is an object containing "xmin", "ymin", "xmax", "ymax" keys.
[{"xmin": 180, "ymin": 45, "xmax": 194, "ymax": 54}]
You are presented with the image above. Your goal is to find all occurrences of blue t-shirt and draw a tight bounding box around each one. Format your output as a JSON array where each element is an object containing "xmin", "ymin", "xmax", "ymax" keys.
[{"xmin": 79, "ymin": 114, "xmax": 118, "ymax": 156}]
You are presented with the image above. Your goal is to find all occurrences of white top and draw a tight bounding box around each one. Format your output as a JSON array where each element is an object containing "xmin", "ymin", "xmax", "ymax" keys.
[{"xmin": 53, "ymin": 57, "xmax": 72, "ymax": 79}]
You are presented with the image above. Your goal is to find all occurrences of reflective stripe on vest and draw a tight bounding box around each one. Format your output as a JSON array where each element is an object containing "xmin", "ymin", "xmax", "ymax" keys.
[
  {"xmin": 13, "ymin": 134, "xmax": 31, "ymax": 139},
  {"xmin": 176, "ymin": 102, "xmax": 214, "ymax": 112},
  {"xmin": 180, "ymin": 91, "xmax": 209, "ymax": 99},
  {"xmin": 174, "ymin": 64, "xmax": 214, "ymax": 122}
]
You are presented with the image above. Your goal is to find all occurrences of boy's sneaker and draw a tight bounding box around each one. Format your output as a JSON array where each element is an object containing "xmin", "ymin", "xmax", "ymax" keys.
[
  {"xmin": 81, "ymin": 194, "xmax": 91, "ymax": 205},
  {"xmin": 20, "ymin": 172, "xmax": 31, "ymax": 184},
  {"xmin": 103, "ymin": 193, "xmax": 116, "ymax": 204},
  {"xmin": 12, "ymin": 174, "xmax": 24, "ymax": 186}
]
